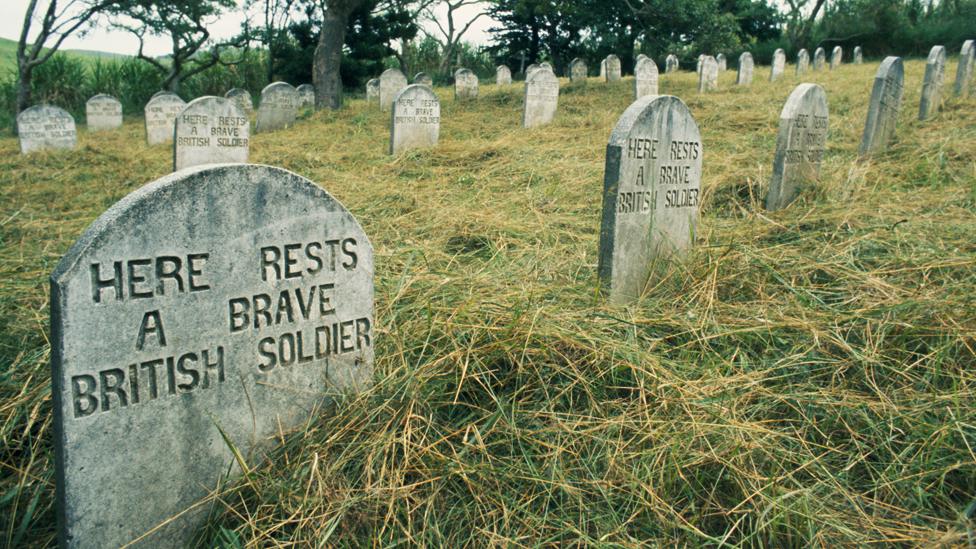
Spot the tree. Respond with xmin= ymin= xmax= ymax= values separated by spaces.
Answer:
xmin=782 ymin=0 xmax=829 ymax=46
xmin=313 ymin=0 xmax=365 ymax=109
xmin=487 ymin=0 xmax=584 ymax=75
xmin=247 ymin=0 xmax=301 ymax=82
xmin=420 ymin=0 xmax=487 ymax=76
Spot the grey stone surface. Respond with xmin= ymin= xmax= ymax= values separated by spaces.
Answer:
xmin=256 ymin=82 xmax=298 ymax=132
xmin=366 ymin=78 xmax=380 ymax=103
xmin=51 ymin=164 xmax=374 ymax=549
xmin=599 ymin=59 xmax=607 ymax=79
xmin=390 ymin=84 xmax=440 ymax=154
xmin=766 ymin=83 xmax=829 ymax=211
xmin=636 ymin=54 xmax=649 ymax=63
xmin=379 ymin=69 xmax=408 ymax=111
xmin=954 ymin=40 xmax=974 ymax=97
xmin=696 ymin=54 xmax=704 ymax=75
xmin=495 ymin=65 xmax=512 ymax=85
xmin=224 ymin=88 xmax=254 ymax=114
xmin=597 ymin=95 xmax=701 ymax=305
xmin=698 ymin=55 xmax=718 ymax=92
xmin=830 ymin=46 xmax=843 ymax=70
xmin=174 ymin=96 xmax=249 ymax=171
xmin=522 ymin=67 xmax=559 ymax=128
xmin=413 ymin=72 xmax=433 ymax=87
xmin=918 ymin=45 xmax=947 ymax=120
xmin=569 ymin=58 xmax=588 ymax=83
xmin=296 ymin=84 xmax=315 ymax=110
xmin=634 ymin=56 xmax=659 ymax=98
xmin=539 ymin=62 xmax=553 ymax=72
xmin=85 ymin=94 xmax=122 ymax=132
xmin=151 ymin=90 xmax=170 ymax=99
xmin=859 ymin=57 xmax=904 ymax=156
xmin=853 ymin=46 xmax=863 ymax=64
xmin=454 ymin=68 xmax=479 ymax=100
xmin=605 ymin=55 xmax=621 ymax=81
xmin=813 ymin=47 xmax=826 ymax=70
xmin=665 ymin=54 xmax=679 ymax=73
xmin=796 ymin=49 xmax=809 ymax=75
xmin=737 ymin=52 xmax=754 ymax=85
xmin=144 ymin=93 xmax=186 ymax=146
xmin=17 ymin=105 xmax=77 ymax=154
xmin=770 ymin=48 xmax=786 ymax=81
xmin=716 ymin=53 xmax=727 ymax=72
xmin=526 ymin=63 xmax=540 ymax=77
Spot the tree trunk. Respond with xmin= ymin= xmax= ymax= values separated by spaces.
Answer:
xmin=16 ymin=66 xmax=32 ymax=116
xmin=314 ymin=1 xmax=359 ymax=110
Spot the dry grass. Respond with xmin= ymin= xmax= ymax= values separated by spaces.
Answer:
xmin=1 ymin=58 xmax=975 ymax=547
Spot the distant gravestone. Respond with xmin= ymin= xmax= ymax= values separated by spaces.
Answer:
xmin=144 ymin=93 xmax=186 ymax=146
xmin=766 ymin=83 xmax=829 ymax=211
xmin=225 ymin=88 xmax=254 ymax=114
xmin=737 ymin=52 xmax=754 ymax=85
xmin=599 ymin=59 xmax=607 ymax=79
xmin=379 ymin=69 xmax=408 ymax=111
xmin=696 ymin=54 xmax=704 ymax=75
xmin=605 ymin=55 xmax=622 ymax=81
xmin=522 ymin=67 xmax=559 ymax=128
xmin=51 ymin=164 xmax=374 ymax=549
xmin=796 ymin=49 xmax=810 ymax=75
xmin=853 ymin=46 xmax=863 ymax=64
xmin=830 ymin=46 xmax=843 ymax=70
xmin=569 ymin=58 xmax=588 ymax=84
xmin=918 ymin=45 xmax=947 ymax=120
xmin=151 ymin=90 xmax=170 ymax=99
xmin=86 ymin=94 xmax=123 ymax=132
xmin=636 ymin=54 xmax=649 ymax=63
xmin=256 ymin=82 xmax=298 ymax=132
xmin=634 ymin=56 xmax=659 ymax=98
xmin=953 ymin=40 xmax=974 ymax=98
xmin=716 ymin=53 xmax=727 ymax=72
xmin=366 ymin=78 xmax=380 ymax=103
xmin=698 ymin=56 xmax=719 ymax=92
xmin=539 ymin=62 xmax=553 ymax=72
xmin=597 ymin=95 xmax=702 ymax=304
xmin=296 ymin=84 xmax=315 ymax=110
xmin=413 ymin=72 xmax=433 ymax=88
xmin=454 ymin=68 xmax=479 ymax=100
xmin=813 ymin=47 xmax=826 ymax=70
xmin=17 ymin=105 xmax=77 ymax=154
xmin=770 ymin=48 xmax=786 ymax=81
xmin=665 ymin=54 xmax=679 ymax=73
xmin=390 ymin=84 xmax=440 ymax=154
xmin=525 ymin=64 xmax=542 ymax=80
xmin=173 ymin=96 xmax=249 ymax=171
xmin=496 ymin=65 xmax=512 ymax=85
xmin=859 ymin=57 xmax=905 ymax=156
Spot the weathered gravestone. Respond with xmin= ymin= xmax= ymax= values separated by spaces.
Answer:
xmin=366 ymin=78 xmax=380 ymax=103
xmin=605 ymin=55 xmax=622 ymax=81
xmin=766 ymin=83 xmax=829 ymax=210
xmin=696 ymin=54 xmax=704 ymax=75
xmin=454 ymin=68 xmax=479 ymax=100
xmin=570 ymin=58 xmax=588 ymax=84
xmin=144 ymin=93 xmax=186 ymax=146
xmin=225 ymin=88 xmax=254 ymax=114
xmin=699 ymin=55 xmax=719 ymax=92
xmin=296 ymin=84 xmax=315 ymax=110
xmin=853 ymin=46 xmax=863 ymax=64
xmin=737 ymin=52 xmax=754 ymax=85
xmin=716 ymin=53 xmax=727 ymax=72
xmin=598 ymin=95 xmax=702 ymax=304
xmin=953 ymin=40 xmax=974 ymax=98
xmin=51 ymin=164 xmax=374 ymax=548
xmin=830 ymin=46 xmax=843 ymax=70
xmin=918 ymin=45 xmax=947 ymax=120
xmin=17 ymin=105 xmax=77 ymax=154
xmin=599 ymin=59 xmax=607 ymax=79
xmin=525 ymin=64 xmax=541 ymax=79
xmin=522 ymin=67 xmax=559 ymax=128
xmin=634 ymin=56 xmax=659 ymax=98
xmin=151 ymin=90 xmax=170 ymax=99
xmin=539 ymin=62 xmax=553 ymax=72
xmin=859 ymin=57 xmax=905 ymax=156
xmin=256 ymin=82 xmax=299 ymax=132
xmin=86 ymin=94 xmax=123 ymax=132
xmin=413 ymin=72 xmax=433 ymax=88
xmin=813 ymin=47 xmax=826 ymax=70
xmin=390 ymin=84 xmax=440 ymax=154
xmin=770 ymin=48 xmax=786 ymax=81
xmin=496 ymin=65 xmax=512 ymax=85
xmin=174 ymin=96 xmax=249 ymax=171
xmin=636 ymin=54 xmax=649 ymax=63
xmin=380 ymin=69 xmax=408 ymax=111
xmin=796 ymin=49 xmax=810 ymax=75
xmin=665 ymin=54 xmax=679 ymax=73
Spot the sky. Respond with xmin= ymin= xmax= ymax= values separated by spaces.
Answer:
xmin=0 ymin=0 xmax=496 ymax=56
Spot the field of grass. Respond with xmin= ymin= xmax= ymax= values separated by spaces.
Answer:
xmin=1 ymin=59 xmax=975 ymax=546
xmin=0 ymin=36 xmax=128 ymax=76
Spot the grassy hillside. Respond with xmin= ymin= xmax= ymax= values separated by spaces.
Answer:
xmin=1 ymin=60 xmax=975 ymax=546
xmin=0 ymin=36 xmax=128 ymax=75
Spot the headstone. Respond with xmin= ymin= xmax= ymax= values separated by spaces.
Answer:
xmin=737 ymin=52 xmax=754 ymax=85
xmin=859 ymin=57 xmax=905 ymax=156
xmin=413 ymin=72 xmax=433 ymax=88
xmin=144 ymin=93 xmax=186 ymax=146
xmin=539 ymin=62 xmax=553 ymax=72
xmin=151 ymin=90 xmax=170 ymax=99
xmin=953 ymin=40 xmax=974 ymax=98
xmin=51 ymin=164 xmax=374 ymax=549
xmin=853 ymin=46 xmax=863 ymax=64
xmin=569 ymin=58 xmax=588 ymax=84
xmin=379 ymin=68 xmax=408 ymax=111
xmin=296 ymin=84 xmax=315 ymax=110
xmin=698 ymin=55 xmax=719 ymax=92
xmin=389 ymin=84 xmax=440 ymax=154
xmin=525 ymin=64 xmax=541 ymax=79
xmin=696 ymin=54 xmax=704 ymax=75
xmin=766 ymin=83 xmax=829 ymax=211
xmin=716 ymin=53 xmax=727 ymax=72
xmin=256 ymin=82 xmax=298 ymax=132
xmin=813 ymin=47 xmax=826 ymax=70
xmin=830 ymin=46 xmax=842 ymax=70
xmin=496 ymin=65 xmax=512 ymax=85
xmin=636 ymin=54 xmax=649 ymax=63
xmin=454 ymin=68 xmax=479 ymax=100
xmin=665 ymin=54 xmax=679 ymax=73
xmin=918 ymin=45 xmax=947 ymax=120
xmin=366 ymin=78 xmax=380 ymax=103
xmin=86 ymin=94 xmax=123 ymax=132
xmin=522 ymin=67 xmax=559 ymax=128
xmin=605 ymin=55 xmax=622 ymax=81
xmin=597 ymin=95 xmax=702 ymax=304
xmin=225 ymin=88 xmax=254 ymax=114
xmin=17 ymin=105 xmax=77 ymax=154
xmin=770 ymin=48 xmax=786 ymax=81
xmin=796 ymin=49 xmax=810 ymax=75
xmin=634 ymin=56 xmax=659 ymax=98
xmin=599 ymin=59 xmax=607 ymax=79
xmin=173 ymin=96 xmax=249 ymax=171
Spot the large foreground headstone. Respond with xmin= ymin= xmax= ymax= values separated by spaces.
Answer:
xmin=853 ymin=46 xmax=863 ymax=64
xmin=770 ymin=49 xmax=786 ymax=81
xmin=634 ymin=56 xmax=659 ymax=98
xmin=390 ymin=84 xmax=440 ymax=154
xmin=86 ymin=94 xmax=122 ymax=132
xmin=366 ymin=78 xmax=380 ymax=103
xmin=859 ymin=57 xmax=904 ymax=156
xmin=665 ymin=54 xmax=679 ymax=73
xmin=225 ymin=88 xmax=254 ymax=114
xmin=699 ymin=56 xmax=718 ymax=92
xmin=522 ymin=67 xmax=559 ymax=128
xmin=830 ymin=46 xmax=842 ymax=70
xmin=256 ymin=82 xmax=298 ymax=132
xmin=716 ymin=53 xmax=727 ymax=72
xmin=953 ymin=40 xmax=974 ymax=98
xmin=297 ymin=84 xmax=315 ymax=110
xmin=454 ymin=68 xmax=479 ymax=100
xmin=766 ymin=83 xmax=829 ymax=210
xmin=380 ymin=69 xmax=408 ymax=111
xmin=796 ymin=49 xmax=810 ymax=75
xmin=813 ymin=47 xmax=826 ymax=70
xmin=918 ymin=45 xmax=947 ymax=120
xmin=144 ymin=93 xmax=186 ymax=146
xmin=174 ymin=96 xmax=249 ymax=171
xmin=413 ymin=72 xmax=433 ymax=87
xmin=605 ymin=55 xmax=622 ymax=81
xmin=598 ymin=95 xmax=702 ymax=304
xmin=17 ymin=105 xmax=77 ymax=154
xmin=51 ymin=164 xmax=374 ymax=548
xmin=496 ymin=65 xmax=512 ymax=85
xmin=570 ymin=58 xmax=588 ymax=84
xmin=737 ymin=52 xmax=754 ymax=85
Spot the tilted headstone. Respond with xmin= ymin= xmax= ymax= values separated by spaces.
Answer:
xmin=830 ymin=46 xmax=843 ymax=70
xmin=366 ymin=78 xmax=380 ymax=103
xmin=918 ymin=45 xmax=947 ymax=120
xmin=390 ymin=84 xmax=440 ymax=155
xmin=522 ymin=67 xmax=559 ymax=128
xmin=297 ymin=84 xmax=315 ymax=110
xmin=953 ymin=40 xmax=974 ymax=98
xmin=256 ymin=82 xmax=299 ymax=132
xmin=770 ymin=48 xmax=786 ymax=81
xmin=413 ymin=72 xmax=433 ymax=88
xmin=86 ymin=94 xmax=123 ymax=132
xmin=51 ymin=164 xmax=374 ymax=548
xmin=225 ymin=88 xmax=254 ymax=114
xmin=144 ymin=93 xmax=186 ymax=146
xmin=737 ymin=52 xmax=754 ymax=85
xmin=599 ymin=59 xmax=607 ymax=79
xmin=813 ymin=47 xmax=826 ymax=70
xmin=598 ymin=95 xmax=702 ymax=304
xmin=716 ymin=53 xmax=727 ymax=72
xmin=454 ymin=68 xmax=479 ymax=100
xmin=496 ymin=65 xmax=512 ymax=85
xmin=766 ymin=83 xmax=829 ymax=210
xmin=859 ymin=57 xmax=905 ymax=156
xmin=665 ymin=54 xmax=679 ymax=73
xmin=699 ymin=55 xmax=719 ymax=92
xmin=853 ymin=46 xmax=863 ymax=64
xmin=379 ymin=68 xmax=408 ymax=111
xmin=17 ymin=105 xmax=77 ymax=154
xmin=796 ymin=49 xmax=810 ymax=75
xmin=605 ymin=55 xmax=622 ymax=81
xmin=173 ymin=96 xmax=249 ymax=171
xmin=634 ymin=56 xmax=659 ymax=98
xmin=569 ymin=58 xmax=588 ymax=84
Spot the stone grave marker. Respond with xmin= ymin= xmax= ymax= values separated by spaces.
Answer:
xmin=796 ymin=49 xmax=810 ymax=75
xmin=737 ymin=52 xmax=754 ymax=85
xmin=390 ymin=84 xmax=440 ymax=155
xmin=144 ymin=93 xmax=186 ymax=146
xmin=953 ymin=40 xmax=974 ymax=98
xmin=151 ymin=90 xmax=170 ymax=99
xmin=225 ymin=88 xmax=254 ymax=114
xmin=413 ymin=72 xmax=433 ymax=88
xmin=859 ymin=57 xmax=905 ymax=156
xmin=17 ymin=105 xmax=77 ymax=154
xmin=597 ymin=95 xmax=702 ymax=304
xmin=51 ymin=163 xmax=374 ymax=549
xmin=296 ymin=84 xmax=315 ymax=110
xmin=86 ymin=94 xmax=123 ymax=132
xmin=522 ymin=67 xmax=559 ymax=128
xmin=636 ymin=54 xmax=649 ymax=63
xmin=813 ymin=47 xmax=826 ymax=70
xmin=716 ymin=53 xmax=727 ymax=72
xmin=539 ymin=62 xmax=553 ymax=72
xmin=766 ymin=83 xmax=829 ymax=210
xmin=256 ymin=82 xmax=298 ymax=132
xmin=665 ymin=54 xmax=679 ymax=73
xmin=525 ymin=64 xmax=541 ymax=79
xmin=830 ymin=46 xmax=843 ymax=69
xmin=454 ymin=68 xmax=479 ymax=100
xmin=496 ymin=65 xmax=512 ymax=85
xmin=918 ymin=45 xmax=947 ymax=120
xmin=173 ymin=96 xmax=249 ymax=171
xmin=699 ymin=55 xmax=719 ymax=92
xmin=696 ymin=54 xmax=704 ymax=75
xmin=570 ymin=58 xmax=588 ymax=84
xmin=853 ymin=46 xmax=863 ymax=64
xmin=379 ymin=69 xmax=408 ymax=111
xmin=605 ymin=55 xmax=622 ymax=81
xmin=770 ymin=48 xmax=786 ymax=81
xmin=366 ymin=78 xmax=380 ymax=103
xmin=634 ymin=56 xmax=659 ymax=98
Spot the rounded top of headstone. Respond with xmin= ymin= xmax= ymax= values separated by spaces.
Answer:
xmin=606 ymin=54 xmax=620 ymax=61
xmin=716 ymin=53 xmax=725 ymax=60
xmin=526 ymin=66 xmax=558 ymax=83
xmin=798 ymin=48 xmax=808 ymax=56
xmin=225 ymin=88 xmax=251 ymax=99
xmin=179 ymin=94 xmax=241 ymax=114
xmin=780 ymin=83 xmax=828 ymax=119
xmin=455 ymin=68 xmax=476 ymax=78
xmin=833 ymin=45 xmax=842 ymax=54
xmin=815 ymin=47 xmax=825 ymax=54
xmin=367 ymin=78 xmax=379 ymax=86
xmin=18 ymin=104 xmax=73 ymax=121
xmin=296 ymin=83 xmax=314 ymax=92
xmin=927 ymin=45 xmax=947 ymax=61
xmin=151 ymin=90 xmax=173 ymax=99
xmin=381 ymin=68 xmax=406 ymax=80
xmin=146 ymin=92 xmax=185 ymax=106
xmin=393 ymin=83 xmax=439 ymax=104
xmin=413 ymin=72 xmax=430 ymax=80
xmin=740 ymin=52 xmax=753 ymax=61
xmin=261 ymin=81 xmax=297 ymax=95
xmin=539 ymin=62 xmax=552 ymax=70
xmin=609 ymin=94 xmax=699 ymax=146
xmin=87 ymin=93 xmax=120 ymax=104
xmin=635 ymin=56 xmax=658 ymax=73
xmin=963 ymin=40 xmax=974 ymax=54
xmin=636 ymin=53 xmax=649 ymax=62
xmin=496 ymin=64 xmax=510 ymax=71
xmin=876 ymin=56 xmax=903 ymax=78
xmin=774 ymin=48 xmax=785 ymax=56
xmin=570 ymin=57 xmax=584 ymax=65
